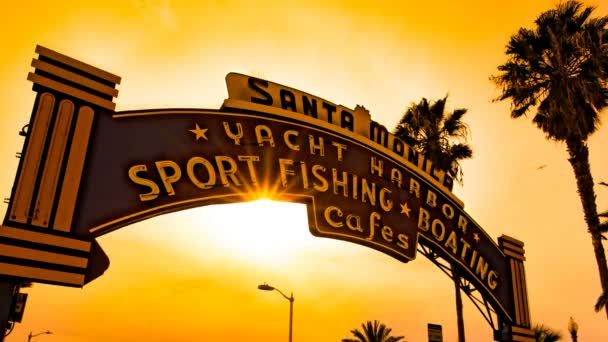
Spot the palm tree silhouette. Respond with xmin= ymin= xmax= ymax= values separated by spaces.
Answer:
xmin=342 ymin=320 xmax=405 ymax=342
xmin=394 ymin=95 xmax=473 ymax=341
xmin=394 ymin=95 xmax=472 ymax=185
xmin=533 ymin=324 xmax=562 ymax=341
xmin=492 ymin=0 xmax=608 ymax=317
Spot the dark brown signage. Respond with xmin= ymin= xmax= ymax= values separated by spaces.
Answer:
xmin=225 ymin=73 xmax=457 ymax=192
xmin=427 ymin=323 xmax=443 ymax=342
xmin=68 ymin=105 xmax=511 ymax=319
xmin=82 ymin=109 xmax=418 ymax=261
xmin=1 ymin=47 xmax=539 ymax=336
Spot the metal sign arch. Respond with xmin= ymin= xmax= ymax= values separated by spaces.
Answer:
xmin=0 ymin=46 xmax=534 ymax=342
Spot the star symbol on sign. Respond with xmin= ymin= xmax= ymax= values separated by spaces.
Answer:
xmin=473 ymin=233 xmax=480 ymax=243
xmin=189 ymin=123 xmax=208 ymax=141
xmin=400 ymin=202 xmax=411 ymax=217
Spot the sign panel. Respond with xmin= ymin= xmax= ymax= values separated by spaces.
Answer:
xmin=78 ymin=109 xmax=418 ymax=261
xmin=69 ymin=104 xmax=510 ymax=318
xmin=0 ymin=46 xmax=527 ymax=329
xmin=224 ymin=73 xmax=457 ymax=192
xmin=427 ymin=323 xmax=443 ymax=342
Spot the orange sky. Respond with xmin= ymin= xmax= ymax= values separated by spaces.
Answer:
xmin=1 ymin=0 xmax=608 ymax=341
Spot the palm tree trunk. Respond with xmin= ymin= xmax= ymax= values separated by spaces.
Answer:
xmin=454 ymin=274 xmax=465 ymax=342
xmin=566 ymin=139 xmax=608 ymax=318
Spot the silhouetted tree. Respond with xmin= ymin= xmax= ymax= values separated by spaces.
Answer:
xmin=534 ymin=323 xmax=562 ymax=341
xmin=342 ymin=320 xmax=405 ymax=342
xmin=394 ymin=95 xmax=473 ymax=341
xmin=394 ymin=95 xmax=472 ymax=185
xmin=492 ymin=0 xmax=608 ymax=316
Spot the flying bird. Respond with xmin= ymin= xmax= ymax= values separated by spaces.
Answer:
xmin=536 ymin=164 xmax=547 ymax=170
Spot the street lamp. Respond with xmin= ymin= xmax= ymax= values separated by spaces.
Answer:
xmin=568 ymin=317 xmax=578 ymax=342
xmin=258 ymin=283 xmax=294 ymax=342
xmin=28 ymin=330 xmax=51 ymax=341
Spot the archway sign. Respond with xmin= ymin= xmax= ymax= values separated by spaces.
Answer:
xmin=0 ymin=46 xmax=533 ymax=341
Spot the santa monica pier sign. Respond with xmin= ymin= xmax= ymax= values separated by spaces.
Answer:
xmin=0 ymin=46 xmax=534 ymax=341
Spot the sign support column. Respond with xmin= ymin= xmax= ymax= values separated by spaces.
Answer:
xmin=497 ymin=235 xmax=535 ymax=342
xmin=0 ymin=45 xmax=120 ymax=339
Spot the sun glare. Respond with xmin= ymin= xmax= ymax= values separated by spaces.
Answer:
xmin=176 ymin=199 xmax=315 ymax=267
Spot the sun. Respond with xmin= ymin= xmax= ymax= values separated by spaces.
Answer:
xmin=175 ymin=199 xmax=316 ymax=267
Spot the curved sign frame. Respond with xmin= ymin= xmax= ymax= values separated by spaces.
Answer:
xmin=0 ymin=46 xmax=534 ymax=342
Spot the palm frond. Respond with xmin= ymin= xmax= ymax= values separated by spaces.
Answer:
xmin=598 ymin=222 xmax=608 ymax=234
xmin=443 ymin=108 xmax=469 ymax=136
xmin=352 ymin=327 xmax=368 ymax=342
xmin=343 ymin=320 xmax=406 ymax=342
xmin=429 ymin=96 xmax=447 ymax=124
xmin=595 ymin=290 xmax=608 ymax=312
xmin=448 ymin=143 xmax=473 ymax=161
xmin=533 ymin=323 xmax=562 ymax=341
xmin=492 ymin=0 xmax=608 ymax=141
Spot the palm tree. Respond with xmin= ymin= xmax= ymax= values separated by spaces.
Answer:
xmin=491 ymin=0 xmax=608 ymax=317
xmin=394 ymin=95 xmax=473 ymax=342
xmin=533 ymin=324 xmax=562 ymax=342
xmin=394 ymin=95 xmax=473 ymax=184
xmin=342 ymin=320 xmax=405 ymax=342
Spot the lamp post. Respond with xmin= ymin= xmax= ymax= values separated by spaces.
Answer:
xmin=258 ymin=283 xmax=294 ymax=342
xmin=28 ymin=330 xmax=51 ymax=341
xmin=568 ymin=317 xmax=578 ymax=342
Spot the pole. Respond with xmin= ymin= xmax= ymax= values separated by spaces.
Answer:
xmin=258 ymin=284 xmax=294 ymax=342
xmin=454 ymin=274 xmax=465 ymax=342
xmin=288 ymin=293 xmax=293 ymax=342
